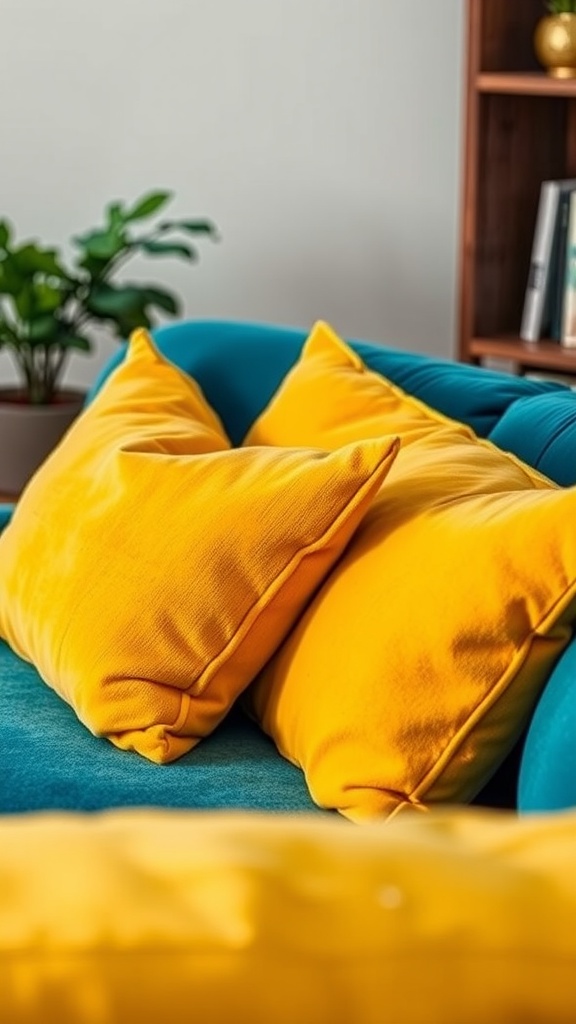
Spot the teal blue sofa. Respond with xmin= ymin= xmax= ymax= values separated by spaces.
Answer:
xmin=1 ymin=319 xmax=575 ymax=816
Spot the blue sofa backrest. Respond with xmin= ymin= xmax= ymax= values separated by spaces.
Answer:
xmin=88 ymin=320 xmax=576 ymax=485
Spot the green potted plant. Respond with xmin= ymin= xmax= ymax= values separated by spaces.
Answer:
xmin=535 ymin=1 xmax=576 ymax=78
xmin=0 ymin=190 xmax=217 ymax=495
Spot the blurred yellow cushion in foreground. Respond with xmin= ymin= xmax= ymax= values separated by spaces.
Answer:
xmin=1 ymin=807 xmax=575 ymax=1023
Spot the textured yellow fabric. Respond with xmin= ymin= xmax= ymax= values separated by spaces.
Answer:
xmin=1 ymin=807 xmax=576 ymax=1024
xmin=0 ymin=328 xmax=398 ymax=764
xmin=244 ymin=321 xmax=576 ymax=819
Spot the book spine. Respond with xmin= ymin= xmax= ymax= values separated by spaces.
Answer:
xmin=561 ymin=192 xmax=576 ymax=348
xmin=520 ymin=181 xmax=559 ymax=342
xmin=550 ymin=191 xmax=573 ymax=340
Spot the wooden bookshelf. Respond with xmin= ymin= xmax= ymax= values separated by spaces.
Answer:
xmin=458 ymin=0 xmax=576 ymax=375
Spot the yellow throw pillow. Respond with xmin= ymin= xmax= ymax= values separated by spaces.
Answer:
xmin=0 ymin=328 xmax=399 ymax=764
xmin=243 ymin=321 xmax=576 ymax=820
xmin=2 ymin=807 xmax=576 ymax=1024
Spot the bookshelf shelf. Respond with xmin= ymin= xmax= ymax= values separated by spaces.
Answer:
xmin=470 ymin=337 xmax=576 ymax=372
xmin=458 ymin=0 xmax=576 ymax=377
xmin=477 ymin=72 xmax=576 ymax=98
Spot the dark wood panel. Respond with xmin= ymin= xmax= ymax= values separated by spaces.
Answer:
xmin=474 ymin=94 xmax=569 ymax=337
xmin=479 ymin=0 xmax=542 ymax=73
xmin=566 ymin=100 xmax=576 ymax=175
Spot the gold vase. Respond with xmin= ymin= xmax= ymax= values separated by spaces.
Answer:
xmin=534 ymin=13 xmax=576 ymax=79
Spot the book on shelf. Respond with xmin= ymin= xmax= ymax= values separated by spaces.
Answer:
xmin=551 ymin=190 xmax=573 ymax=341
xmin=561 ymin=191 xmax=576 ymax=349
xmin=520 ymin=178 xmax=576 ymax=343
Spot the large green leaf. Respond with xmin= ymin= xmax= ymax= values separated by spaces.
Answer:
xmin=141 ymin=286 xmax=181 ymax=316
xmin=0 ymin=220 xmax=11 ymax=249
xmin=158 ymin=218 xmax=219 ymax=238
xmin=111 ymin=308 xmax=153 ymax=338
xmin=27 ymin=314 xmax=59 ymax=342
xmin=73 ymin=228 xmax=125 ymax=261
xmin=140 ymin=240 xmax=196 ymax=260
xmin=13 ymin=286 xmax=34 ymax=321
xmin=0 ymin=256 xmax=25 ymax=295
xmin=34 ymin=281 xmax=67 ymax=314
xmin=75 ymin=251 xmax=112 ymax=278
xmin=124 ymin=191 xmax=172 ymax=223
xmin=88 ymin=280 xmax=181 ymax=325
xmin=60 ymin=333 xmax=91 ymax=352
xmin=86 ymin=282 xmax=151 ymax=318
xmin=105 ymin=200 xmax=126 ymax=230
xmin=13 ymin=243 xmax=68 ymax=279
xmin=12 ymin=279 xmax=68 ymax=322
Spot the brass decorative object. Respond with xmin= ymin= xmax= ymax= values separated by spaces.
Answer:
xmin=534 ymin=13 xmax=576 ymax=78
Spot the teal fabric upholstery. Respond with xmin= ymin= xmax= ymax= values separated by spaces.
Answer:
xmin=0 ymin=504 xmax=13 ymax=533
xmin=518 ymin=638 xmax=576 ymax=813
xmin=489 ymin=390 xmax=576 ymax=487
xmin=0 ymin=640 xmax=321 ymax=814
xmin=2 ymin=320 xmax=576 ymax=815
xmin=488 ymin=389 xmax=576 ymax=814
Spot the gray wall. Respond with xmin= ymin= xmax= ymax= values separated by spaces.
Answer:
xmin=0 ymin=0 xmax=464 ymax=390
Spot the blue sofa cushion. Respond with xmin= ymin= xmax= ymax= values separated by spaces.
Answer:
xmin=0 ymin=639 xmax=321 ymax=815
xmin=489 ymin=390 xmax=576 ymax=487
